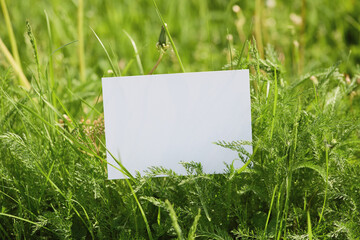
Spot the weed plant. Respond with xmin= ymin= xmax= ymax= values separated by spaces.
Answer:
xmin=1 ymin=0 xmax=360 ymax=239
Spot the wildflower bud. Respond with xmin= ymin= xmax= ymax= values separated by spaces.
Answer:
xmin=310 ymin=76 xmax=318 ymax=85
xmin=345 ymin=74 xmax=351 ymax=84
xmin=226 ymin=34 xmax=233 ymax=42
xmin=293 ymin=40 xmax=299 ymax=48
xmin=266 ymin=0 xmax=276 ymax=8
xmin=156 ymin=24 xmax=170 ymax=51
xmin=232 ymin=5 xmax=241 ymax=13
xmin=63 ymin=114 xmax=71 ymax=122
xmin=290 ymin=13 xmax=302 ymax=26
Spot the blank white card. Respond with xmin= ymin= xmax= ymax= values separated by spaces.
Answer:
xmin=102 ymin=70 xmax=252 ymax=179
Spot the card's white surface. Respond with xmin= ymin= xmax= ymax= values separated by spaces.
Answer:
xmin=102 ymin=70 xmax=252 ymax=179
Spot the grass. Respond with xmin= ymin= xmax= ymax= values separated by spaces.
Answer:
xmin=1 ymin=0 xmax=360 ymax=239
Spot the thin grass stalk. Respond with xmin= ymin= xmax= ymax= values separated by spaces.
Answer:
xmin=71 ymin=199 xmax=95 ymax=238
xmin=126 ymin=180 xmax=154 ymax=240
xmin=317 ymin=143 xmax=329 ymax=225
xmin=236 ymin=39 xmax=247 ymax=69
xmin=148 ymin=52 xmax=164 ymax=75
xmin=24 ymin=20 xmax=54 ymax=142
xmin=251 ymin=38 xmax=260 ymax=96
xmin=312 ymin=81 xmax=318 ymax=106
xmin=133 ymin=200 xmax=139 ymax=236
xmin=225 ymin=171 xmax=233 ymax=225
xmin=276 ymin=168 xmax=291 ymax=240
xmin=278 ymin=100 xmax=301 ymax=239
xmin=26 ymin=21 xmax=42 ymax=91
xmin=299 ymin=0 xmax=306 ymax=73
xmin=236 ymin=20 xmax=252 ymax=70
xmin=254 ymin=0 xmax=264 ymax=58
xmin=270 ymin=68 xmax=278 ymax=140
xmin=45 ymin=11 xmax=57 ymax=135
xmin=292 ymin=206 xmax=301 ymax=229
xmin=42 ymin=160 xmax=56 ymax=199
xmin=275 ymin=182 xmax=284 ymax=240
xmin=307 ymin=209 xmax=313 ymax=240
xmin=279 ymin=100 xmax=301 ymax=238
xmin=0 ymin=0 xmax=21 ymax=69
xmin=237 ymin=140 xmax=260 ymax=174
xmin=123 ymin=30 xmax=144 ymax=75
xmin=78 ymin=0 xmax=85 ymax=82
xmin=0 ymin=37 xmax=31 ymax=90
xmin=66 ymin=88 xmax=102 ymax=116
xmin=0 ymin=223 xmax=10 ymax=239
xmin=108 ymin=44 xmax=122 ymax=76
xmin=264 ymin=184 xmax=278 ymax=235
xmin=52 ymin=40 xmax=78 ymax=54
xmin=157 ymin=206 xmax=161 ymax=225
xmin=91 ymin=27 xmax=120 ymax=76
xmin=152 ymin=0 xmax=185 ymax=73
xmin=227 ymin=29 xmax=233 ymax=69
xmin=45 ymin=11 xmax=55 ymax=105
xmin=0 ymin=212 xmax=54 ymax=234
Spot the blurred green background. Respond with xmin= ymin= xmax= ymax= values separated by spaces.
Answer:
xmin=2 ymin=0 xmax=359 ymax=75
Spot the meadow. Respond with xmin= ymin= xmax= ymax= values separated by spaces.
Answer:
xmin=0 ymin=0 xmax=360 ymax=239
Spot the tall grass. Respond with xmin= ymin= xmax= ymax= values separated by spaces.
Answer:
xmin=0 ymin=0 xmax=359 ymax=239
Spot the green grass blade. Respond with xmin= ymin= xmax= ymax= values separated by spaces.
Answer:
xmin=0 ymin=223 xmax=10 ymax=239
xmin=227 ymin=29 xmax=233 ymax=69
xmin=237 ymin=140 xmax=259 ymax=174
xmin=26 ymin=20 xmax=41 ymax=84
xmin=188 ymin=208 xmax=201 ymax=240
xmin=264 ymin=184 xmax=278 ymax=235
xmin=307 ymin=209 xmax=313 ymax=240
xmin=0 ymin=0 xmax=21 ymax=69
xmin=77 ymin=0 xmax=85 ymax=82
xmin=0 ymin=37 xmax=31 ymax=90
xmin=45 ymin=10 xmax=57 ymax=136
xmin=152 ymin=0 xmax=185 ymax=72
xmin=52 ymin=40 xmax=78 ymax=55
xmin=0 ymin=212 xmax=54 ymax=234
xmin=236 ymin=39 xmax=247 ymax=69
xmin=270 ymin=68 xmax=278 ymax=140
xmin=90 ymin=27 xmax=120 ymax=76
xmin=123 ymin=30 xmax=144 ymax=75
xmin=165 ymin=199 xmax=183 ymax=240
xmin=126 ymin=180 xmax=153 ymax=240
xmin=318 ymin=143 xmax=329 ymax=226
xmin=45 ymin=10 xmax=55 ymax=102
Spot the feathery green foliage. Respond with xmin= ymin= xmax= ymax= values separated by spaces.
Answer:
xmin=0 ymin=0 xmax=360 ymax=239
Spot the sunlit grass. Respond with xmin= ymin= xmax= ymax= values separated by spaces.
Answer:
xmin=0 ymin=0 xmax=359 ymax=239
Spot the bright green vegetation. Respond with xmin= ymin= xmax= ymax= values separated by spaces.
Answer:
xmin=1 ymin=0 xmax=360 ymax=239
